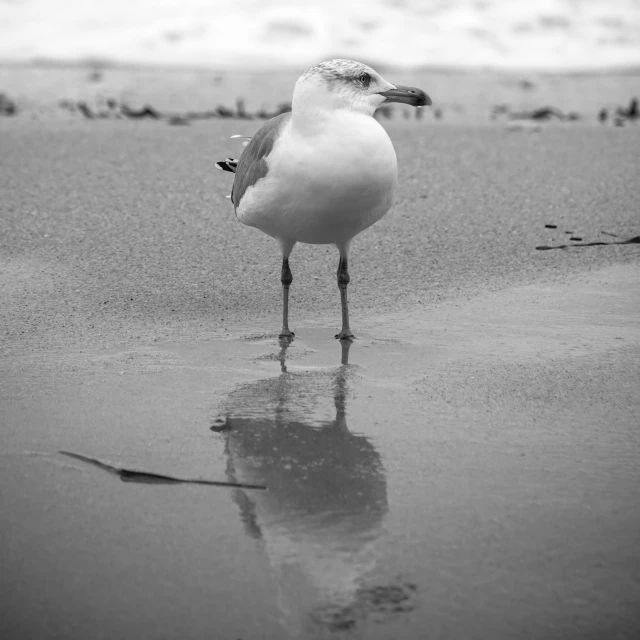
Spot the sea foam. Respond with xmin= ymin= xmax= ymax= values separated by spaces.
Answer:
xmin=1 ymin=0 xmax=639 ymax=69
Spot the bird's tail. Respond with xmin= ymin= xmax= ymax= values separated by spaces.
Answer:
xmin=215 ymin=158 xmax=238 ymax=173
xmin=216 ymin=135 xmax=251 ymax=173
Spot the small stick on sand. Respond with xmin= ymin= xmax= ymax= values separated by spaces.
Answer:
xmin=535 ymin=236 xmax=640 ymax=251
xmin=59 ymin=451 xmax=266 ymax=490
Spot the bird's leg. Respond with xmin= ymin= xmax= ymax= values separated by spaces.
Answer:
xmin=335 ymin=254 xmax=355 ymax=340
xmin=279 ymin=256 xmax=294 ymax=339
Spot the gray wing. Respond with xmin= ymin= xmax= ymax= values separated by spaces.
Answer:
xmin=232 ymin=112 xmax=292 ymax=208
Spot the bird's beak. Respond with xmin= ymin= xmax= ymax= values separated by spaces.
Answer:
xmin=379 ymin=85 xmax=432 ymax=107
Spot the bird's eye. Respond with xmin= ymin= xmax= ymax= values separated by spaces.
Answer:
xmin=358 ymin=73 xmax=370 ymax=85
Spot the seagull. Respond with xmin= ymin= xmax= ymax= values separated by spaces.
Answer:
xmin=216 ymin=59 xmax=431 ymax=340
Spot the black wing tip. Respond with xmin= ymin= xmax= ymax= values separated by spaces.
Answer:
xmin=215 ymin=159 xmax=238 ymax=173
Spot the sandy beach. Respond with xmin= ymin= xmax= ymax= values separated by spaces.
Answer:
xmin=1 ymin=66 xmax=640 ymax=639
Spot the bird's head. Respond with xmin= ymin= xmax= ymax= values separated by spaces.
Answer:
xmin=293 ymin=59 xmax=431 ymax=117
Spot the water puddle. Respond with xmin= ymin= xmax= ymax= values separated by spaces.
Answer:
xmin=2 ymin=264 xmax=639 ymax=639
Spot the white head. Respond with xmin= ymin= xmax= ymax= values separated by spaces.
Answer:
xmin=292 ymin=59 xmax=431 ymax=118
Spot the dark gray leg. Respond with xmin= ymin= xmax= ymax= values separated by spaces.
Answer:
xmin=335 ymin=255 xmax=355 ymax=340
xmin=279 ymin=256 xmax=294 ymax=339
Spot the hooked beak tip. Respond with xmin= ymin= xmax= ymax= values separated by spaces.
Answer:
xmin=379 ymin=85 xmax=432 ymax=107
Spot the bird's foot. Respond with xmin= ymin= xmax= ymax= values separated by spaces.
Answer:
xmin=278 ymin=329 xmax=295 ymax=340
xmin=210 ymin=416 xmax=231 ymax=433
xmin=335 ymin=331 xmax=355 ymax=341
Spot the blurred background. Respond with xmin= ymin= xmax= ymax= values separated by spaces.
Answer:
xmin=2 ymin=0 xmax=640 ymax=70
xmin=1 ymin=1 xmax=639 ymax=122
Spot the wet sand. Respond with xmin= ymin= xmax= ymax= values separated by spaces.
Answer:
xmin=1 ymin=110 xmax=640 ymax=638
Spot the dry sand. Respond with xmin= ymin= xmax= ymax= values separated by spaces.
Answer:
xmin=1 ymin=71 xmax=640 ymax=639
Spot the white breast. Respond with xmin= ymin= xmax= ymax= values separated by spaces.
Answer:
xmin=237 ymin=111 xmax=398 ymax=245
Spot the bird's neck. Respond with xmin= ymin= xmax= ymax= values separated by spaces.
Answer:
xmin=290 ymin=105 xmax=335 ymax=135
xmin=291 ymin=102 xmax=374 ymax=136
xmin=291 ymin=78 xmax=375 ymax=135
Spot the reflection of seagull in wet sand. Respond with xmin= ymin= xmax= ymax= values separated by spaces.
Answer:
xmin=212 ymin=339 xmax=389 ymax=635
xmin=217 ymin=59 xmax=431 ymax=340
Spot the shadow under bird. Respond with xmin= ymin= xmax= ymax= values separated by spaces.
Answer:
xmin=216 ymin=59 xmax=431 ymax=340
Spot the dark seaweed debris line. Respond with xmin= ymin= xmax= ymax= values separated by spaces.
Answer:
xmin=59 ymin=97 xmax=293 ymax=123
xmin=491 ymin=104 xmax=580 ymax=121
xmin=0 ymin=92 xmax=17 ymax=116
xmin=58 ymin=97 xmax=430 ymax=123
xmin=59 ymin=451 xmax=266 ymax=490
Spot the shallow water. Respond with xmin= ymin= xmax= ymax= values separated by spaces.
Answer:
xmin=2 ymin=265 xmax=639 ymax=639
